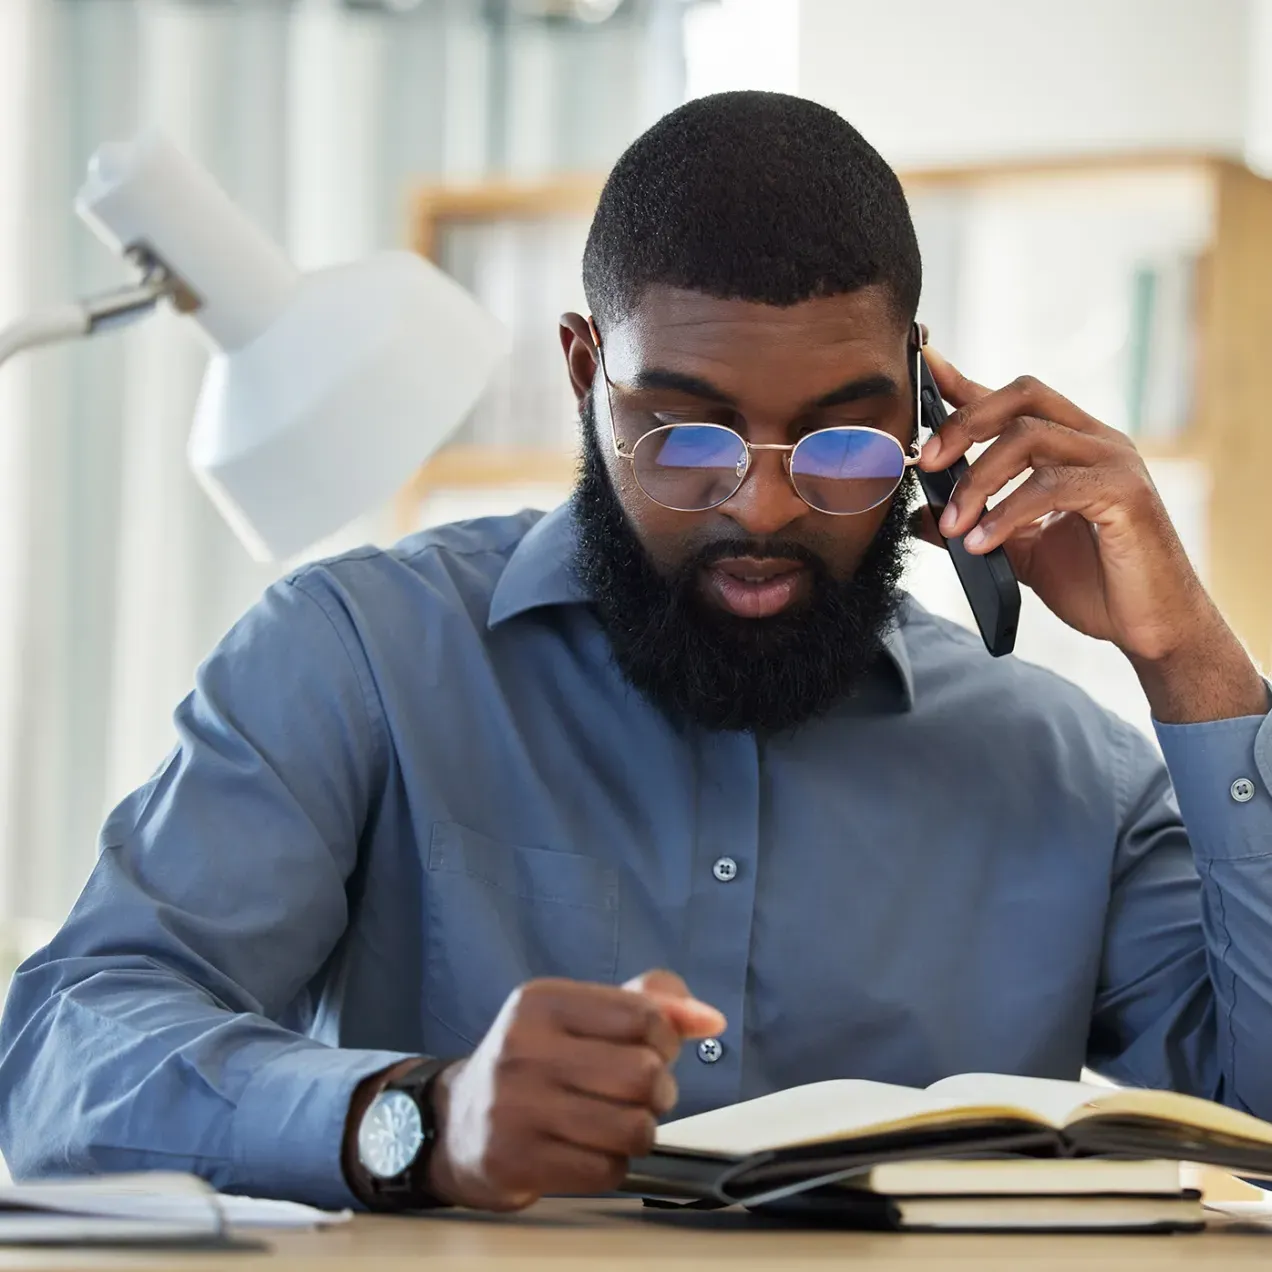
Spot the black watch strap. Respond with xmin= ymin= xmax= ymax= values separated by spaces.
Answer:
xmin=358 ymin=1057 xmax=453 ymax=1212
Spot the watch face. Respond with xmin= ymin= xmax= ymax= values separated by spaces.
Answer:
xmin=358 ymin=1089 xmax=425 ymax=1179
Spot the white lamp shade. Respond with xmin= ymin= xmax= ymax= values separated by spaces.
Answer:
xmin=188 ymin=251 xmax=509 ymax=561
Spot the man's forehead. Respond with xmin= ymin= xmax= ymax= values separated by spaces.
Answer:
xmin=599 ymin=284 xmax=907 ymax=380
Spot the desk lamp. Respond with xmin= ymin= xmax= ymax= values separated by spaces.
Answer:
xmin=0 ymin=132 xmax=508 ymax=560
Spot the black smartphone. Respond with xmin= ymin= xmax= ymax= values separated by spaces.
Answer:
xmin=913 ymin=341 xmax=1020 ymax=658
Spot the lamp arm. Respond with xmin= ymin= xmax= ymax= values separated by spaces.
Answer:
xmin=0 ymin=306 xmax=89 ymax=369
xmin=0 ymin=251 xmax=184 ymax=372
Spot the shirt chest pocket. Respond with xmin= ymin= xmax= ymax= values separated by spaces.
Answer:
xmin=424 ymin=821 xmax=621 ymax=1048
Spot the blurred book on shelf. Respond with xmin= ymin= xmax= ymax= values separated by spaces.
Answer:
xmin=1126 ymin=252 xmax=1198 ymax=443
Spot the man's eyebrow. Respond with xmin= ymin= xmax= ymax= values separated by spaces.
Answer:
xmin=811 ymin=374 xmax=901 ymax=410
xmin=630 ymin=368 xmax=737 ymax=405
xmin=625 ymin=369 xmax=901 ymax=411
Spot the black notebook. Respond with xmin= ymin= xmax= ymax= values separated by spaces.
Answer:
xmin=624 ymin=1072 xmax=1272 ymax=1209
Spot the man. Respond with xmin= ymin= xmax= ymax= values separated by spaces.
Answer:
xmin=1 ymin=92 xmax=1269 ymax=1212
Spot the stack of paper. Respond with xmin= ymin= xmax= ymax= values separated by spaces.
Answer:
xmin=0 ymin=1173 xmax=350 ymax=1247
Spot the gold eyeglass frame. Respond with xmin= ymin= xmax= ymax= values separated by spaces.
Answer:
xmin=587 ymin=316 xmax=923 ymax=516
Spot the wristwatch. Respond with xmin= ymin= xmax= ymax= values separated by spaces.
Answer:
xmin=354 ymin=1057 xmax=452 ymax=1210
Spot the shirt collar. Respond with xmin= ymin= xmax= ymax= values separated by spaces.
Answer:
xmin=487 ymin=501 xmax=915 ymax=711
xmin=487 ymin=503 xmax=587 ymax=628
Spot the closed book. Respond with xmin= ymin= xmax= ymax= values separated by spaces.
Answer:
xmin=751 ymin=1188 xmax=1205 ymax=1233
xmin=837 ymin=1156 xmax=1183 ymax=1196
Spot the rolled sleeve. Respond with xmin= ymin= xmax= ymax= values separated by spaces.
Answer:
xmin=1155 ymin=688 xmax=1272 ymax=863
xmin=232 ymin=1044 xmax=414 ymax=1208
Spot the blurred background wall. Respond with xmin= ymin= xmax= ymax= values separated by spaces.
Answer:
xmin=0 ymin=0 xmax=1270 ymax=961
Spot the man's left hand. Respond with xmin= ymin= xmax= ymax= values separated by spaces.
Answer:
xmin=915 ymin=348 xmax=1268 ymax=724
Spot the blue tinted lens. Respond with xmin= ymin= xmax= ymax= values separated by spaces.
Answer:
xmin=790 ymin=429 xmax=905 ymax=514
xmin=633 ymin=425 xmax=747 ymax=511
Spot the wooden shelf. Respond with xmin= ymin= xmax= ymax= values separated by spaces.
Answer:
xmin=897 ymin=149 xmax=1226 ymax=193
xmin=392 ymin=446 xmax=577 ymax=534
xmin=408 ymin=176 xmax=603 ymax=260
xmin=403 ymin=445 xmax=577 ymax=491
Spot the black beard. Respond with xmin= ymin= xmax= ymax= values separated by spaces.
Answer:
xmin=570 ymin=395 xmax=914 ymax=734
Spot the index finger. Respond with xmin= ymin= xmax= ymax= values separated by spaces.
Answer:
xmin=544 ymin=982 xmax=684 ymax=1062
xmin=623 ymin=969 xmax=728 ymax=1041
xmin=644 ymin=993 xmax=727 ymax=1041
xmin=923 ymin=346 xmax=991 ymax=409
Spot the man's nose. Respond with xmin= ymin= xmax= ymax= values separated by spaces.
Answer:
xmin=719 ymin=448 xmax=809 ymax=537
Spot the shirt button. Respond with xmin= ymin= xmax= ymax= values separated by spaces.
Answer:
xmin=712 ymin=856 xmax=738 ymax=882
xmin=1231 ymin=778 xmax=1257 ymax=803
xmin=697 ymin=1038 xmax=724 ymax=1064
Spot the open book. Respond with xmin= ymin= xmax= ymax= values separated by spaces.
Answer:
xmin=624 ymin=1072 xmax=1272 ymax=1208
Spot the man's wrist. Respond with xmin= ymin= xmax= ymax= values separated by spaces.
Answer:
xmin=1129 ymin=614 xmax=1270 ymax=725
xmin=422 ymin=1060 xmax=463 ymax=1205
xmin=341 ymin=1057 xmax=455 ymax=1208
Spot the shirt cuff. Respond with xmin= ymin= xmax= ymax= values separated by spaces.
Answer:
xmin=1154 ymin=681 xmax=1272 ymax=863
xmin=230 ymin=1043 xmax=416 ymax=1208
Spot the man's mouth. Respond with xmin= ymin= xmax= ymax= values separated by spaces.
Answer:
xmin=701 ymin=557 xmax=811 ymax=619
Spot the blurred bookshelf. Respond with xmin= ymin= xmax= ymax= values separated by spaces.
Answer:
xmin=394 ymin=176 xmax=600 ymax=535
xmin=403 ymin=154 xmax=1272 ymax=672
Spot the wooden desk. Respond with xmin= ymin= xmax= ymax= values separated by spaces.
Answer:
xmin=0 ymin=1198 xmax=1267 ymax=1271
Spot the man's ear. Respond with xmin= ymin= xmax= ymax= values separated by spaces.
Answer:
xmin=559 ymin=312 xmax=598 ymax=406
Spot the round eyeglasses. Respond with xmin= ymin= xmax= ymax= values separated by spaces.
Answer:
xmin=588 ymin=321 xmax=921 ymax=516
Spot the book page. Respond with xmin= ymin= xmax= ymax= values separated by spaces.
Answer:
xmin=928 ymin=1074 xmax=1272 ymax=1148
xmin=655 ymin=1079 xmax=1044 ymax=1158
xmin=926 ymin=1073 xmax=1113 ymax=1128
xmin=656 ymin=1071 xmax=1272 ymax=1160
xmin=1067 ymin=1087 xmax=1272 ymax=1145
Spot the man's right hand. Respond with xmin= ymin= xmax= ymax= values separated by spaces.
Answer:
xmin=426 ymin=970 xmax=726 ymax=1211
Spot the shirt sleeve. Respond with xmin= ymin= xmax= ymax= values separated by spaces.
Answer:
xmin=1087 ymin=690 xmax=1272 ymax=1119
xmin=0 ymin=574 xmax=414 ymax=1207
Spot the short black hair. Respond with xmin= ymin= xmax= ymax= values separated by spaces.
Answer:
xmin=583 ymin=91 xmax=920 ymax=329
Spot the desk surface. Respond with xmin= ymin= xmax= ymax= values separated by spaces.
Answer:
xmin=0 ymin=1197 xmax=1268 ymax=1271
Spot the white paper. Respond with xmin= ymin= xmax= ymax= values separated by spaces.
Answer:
xmin=0 ymin=1175 xmax=220 ymax=1246
xmin=1205 ymin=1198 xmax=1272 ymax=1218
xmin=0 ymin=1215 xmax=220 ymax=1247
xmin=0 ymin=1172 xmax=350 ymax=1238
xmin=214 ymin=1195 xmax=352 ymax=1229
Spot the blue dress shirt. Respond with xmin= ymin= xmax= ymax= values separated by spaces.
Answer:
xmin=1 ymin=503 xmax=1270 ymax=1207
